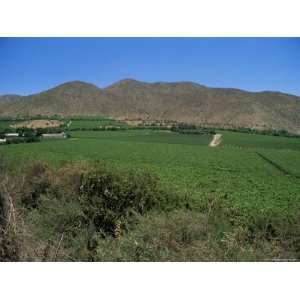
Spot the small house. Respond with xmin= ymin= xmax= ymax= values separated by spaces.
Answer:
xmin=41 ymin=132 xmax=67 ymax=139
xmin=0 ymin=138 xmax=6 ymax=144
xmin=5 ymin=133 xmax=19 ymax=137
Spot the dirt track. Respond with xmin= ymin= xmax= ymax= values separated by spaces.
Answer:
xmin=209 ymin=134 xmax=222 ymax=147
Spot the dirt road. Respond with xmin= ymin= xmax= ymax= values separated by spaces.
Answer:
xmin=209 ymin=134 xmax=222 ymax=147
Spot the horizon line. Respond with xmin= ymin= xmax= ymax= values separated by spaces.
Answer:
xmin=1 ymin=78 xmax=300 ymax=98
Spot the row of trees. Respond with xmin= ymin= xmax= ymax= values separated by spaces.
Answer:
xmin=171 ymin=123 xmax=216 ymax=135
xmin=221 ymin=127 xmax=300 ymax=138
xmin=169 ymin=123 xmax=300 ymax=138
xmin=68 ymin=125 xmax=172 ymax=131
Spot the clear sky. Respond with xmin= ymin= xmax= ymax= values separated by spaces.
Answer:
xmin=0 ymin=38 xmax=299 ymax=96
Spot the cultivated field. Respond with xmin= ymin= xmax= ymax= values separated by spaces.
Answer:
xmin=1 ymin=118 xmax=300 ymax=261
xmin=68 ymin=117 xmax=126 ymax=129
xmin=1 ymin=129 xmax=300 ymax=216
xmin=0 ymin=120 xmax=13 ymax=130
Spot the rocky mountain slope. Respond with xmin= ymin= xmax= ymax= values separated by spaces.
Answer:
xmin=0 ymin=79 xmax=299 ymax=133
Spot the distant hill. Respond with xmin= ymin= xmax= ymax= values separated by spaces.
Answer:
xmin=0 ymin=79 xmax=300 ymax=133
xmin=0 ymin=94 xmax=22 ymax=104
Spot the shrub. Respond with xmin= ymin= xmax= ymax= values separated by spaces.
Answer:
xmin=0 ymin=178 xmax=21 ymax=261
xmin=20 ymin=162 xmax=52 ymax=208
xmin=94 ymin=210 xmax=214 ymax=261
xmin=93 ymin=208 xmax=300 ymax=262
xmin=79 ymin=167 xmax=169 ymax=235
xmin=14 ymin=162 xmax=184 ymax=260
xmin=0 ymin=229 xmax=20 ymax=261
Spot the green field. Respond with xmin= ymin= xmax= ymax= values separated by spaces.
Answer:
xmin=1 ymin=129 xmax=300 ymax=217
xmin=68 ymin=117 xmax=126 ymax=129
xmin=221 ymin=130 xmax=300 ymax=150
xmin=0 ymin=116 xmax=126 ymax=131
xmin=0 ymin=120 xmax=14 ymax=130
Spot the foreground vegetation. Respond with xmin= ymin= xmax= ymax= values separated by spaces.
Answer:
xmin=1 ymin=116 xmax=300 ymax=261
xmin=1 ymin=159 xmax=299 ymax=261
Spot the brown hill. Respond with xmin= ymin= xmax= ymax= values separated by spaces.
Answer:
xmin=0 ymin=94 xmax=22 ymax=104
xmin=0 ymin=79 xmax=300 ymax=133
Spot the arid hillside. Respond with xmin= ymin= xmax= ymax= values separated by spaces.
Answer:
xmin=1 ymin=79 xmax=300 ymax=133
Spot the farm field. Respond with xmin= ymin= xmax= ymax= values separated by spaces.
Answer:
xmin=68 ymin=117 xmax=126 ymax=129
xmin=221 ymin=130 xmax=300 ymax=151
xmin=0 ymin=120 xmax=14 ymax=130
xmin=1 ymin=129 xmax=300 ymax=217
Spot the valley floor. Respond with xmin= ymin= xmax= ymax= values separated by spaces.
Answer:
xmin=1 ymin=129 xmax=300 ymax=261
xmin=1 ymin=129 xmax=300 ymax=215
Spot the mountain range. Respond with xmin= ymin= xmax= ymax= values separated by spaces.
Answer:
xmin=0 ymin=79 xmax=300 ymax=133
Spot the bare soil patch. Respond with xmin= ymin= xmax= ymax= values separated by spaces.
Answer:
xmin=123 ymin=120 xmax=143 ymax=126
xmin=11 ymin=119 xmax=63 ymax=129
xmin=209 ymin=134 xmax=222 ymax=147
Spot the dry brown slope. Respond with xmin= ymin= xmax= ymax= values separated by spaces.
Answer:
xmin=0 ymin=79 xmax=300 ymax=133
xmin=105 ymin=80 xmax=300 ymax=132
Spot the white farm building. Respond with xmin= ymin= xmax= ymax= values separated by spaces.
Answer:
xmin=41 ymin=132 xmax=67 ymax=139
xmin=4 ymin=133 xmax=19 ymax=137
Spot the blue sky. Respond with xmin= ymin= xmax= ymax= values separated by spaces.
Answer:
xmin=0 ymin=38 xmax=299 ymax=96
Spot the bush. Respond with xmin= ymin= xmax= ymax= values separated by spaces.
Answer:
xmin=0 ymin=229 xmax=20 ymax=261
xmin=9 ymin=162 xmax=183 ymax=260
xmin=93 ymin=207 xmax=300 ymax=262
xmin=171 ymin=123 xmax=216 ymax=135
xmin=79 ymin=167 xmax=172 ymax=235
xmin=20 ymin=162 xmax=52 ymax=208
xmin=94 ymin=211 xmax=215 ymax=261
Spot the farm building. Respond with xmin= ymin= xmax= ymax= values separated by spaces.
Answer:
xmin=0 ymin=138 xmax=6 ymax=144
xmin=5 ymin=133 xmax=19 ymax=137
xmin=41 ymin=132 xmax=67 ymax=139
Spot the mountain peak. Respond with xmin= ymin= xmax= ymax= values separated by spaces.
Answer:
xmin=107 ymin=78 xmax=144 ymax=87
xmin=106 ymin=79 xmax=208 ymax=90
xmin=37 ymin=81 xmax=101 ymax=96
xmin=55 ymin=80 xmax=100 ymax=89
